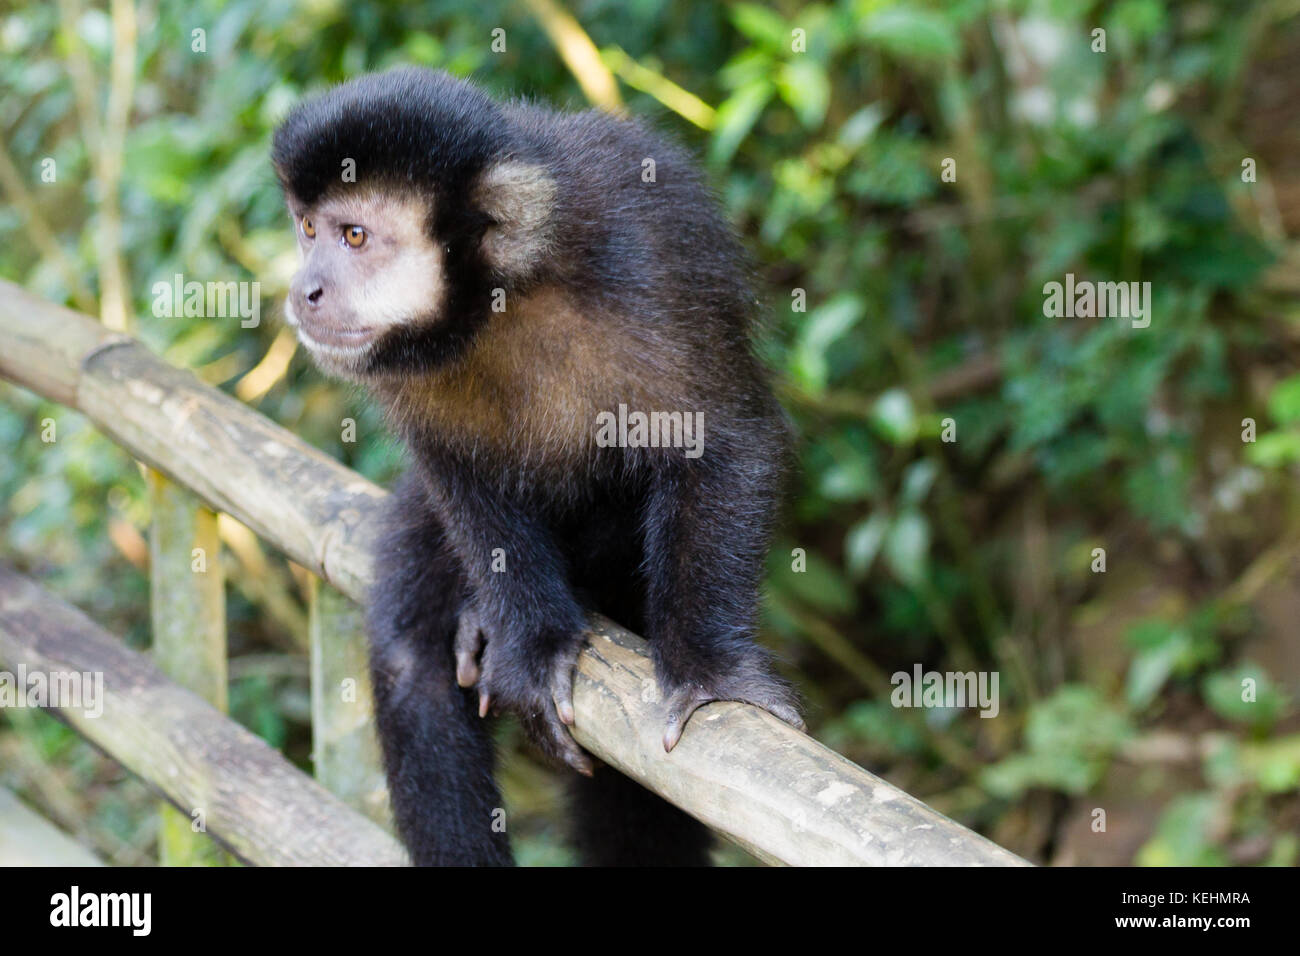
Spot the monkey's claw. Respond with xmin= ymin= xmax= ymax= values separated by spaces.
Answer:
xmin=661 ymin=680 xmax=804 ymax=753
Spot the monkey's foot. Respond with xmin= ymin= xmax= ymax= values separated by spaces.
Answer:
xmin=661 ymin=674 xmax=804 ymax=753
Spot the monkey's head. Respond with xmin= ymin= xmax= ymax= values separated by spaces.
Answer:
xmin=272 ymin=68 xmax=558 ymax=380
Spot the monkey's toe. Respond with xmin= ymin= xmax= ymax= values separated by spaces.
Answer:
xmin=661 ymin=682 xmax=805 ymax=753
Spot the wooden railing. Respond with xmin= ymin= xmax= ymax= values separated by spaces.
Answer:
xmin=0 ymin=279 xmax=1028 ymax=866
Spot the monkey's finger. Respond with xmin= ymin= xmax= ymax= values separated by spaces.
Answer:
xmin=457 ymin=651 xmax=481 ymax=689
xmin=527 ymin=711 xmax=593 ymax=776
xmin=552 ymin=728 xmax=594 ymax=777
xmin=457 ymin=656 xmax=481 ymax=689
xmin=454 ymin=611 xmax=485 ymax=688
xmin=550 ymin=662 xmax=577 ymax=726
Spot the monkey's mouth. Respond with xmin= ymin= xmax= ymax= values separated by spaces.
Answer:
xmin=295 ymin=318 xmax=378 ymax=353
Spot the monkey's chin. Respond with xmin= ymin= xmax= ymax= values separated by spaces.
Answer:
xmin=295 ymin=328 xmax=377 ymax=380
xmin=282 ymin=301 xmax=377 ymax=379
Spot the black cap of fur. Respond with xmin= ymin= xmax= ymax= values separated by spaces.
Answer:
xmin=272 ymin=67 xmax=508 ymax=207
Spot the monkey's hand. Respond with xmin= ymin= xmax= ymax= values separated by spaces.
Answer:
xmin=657 ymin=649 xmax=804 ymax=753
xmin=454 ymin=604 xmax=593 ymax=777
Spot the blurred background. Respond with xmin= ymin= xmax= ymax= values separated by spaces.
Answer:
xmin=2 ymin=0 xmax=1299 ymax=866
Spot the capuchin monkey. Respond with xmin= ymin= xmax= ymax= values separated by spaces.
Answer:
xmin=272 ymin=67 xmax=801 ymax=866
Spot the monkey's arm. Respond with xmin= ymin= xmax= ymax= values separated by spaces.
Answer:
xmin=419 ymin=458 xmax=593 ymax=775
xmin=641 ymin=451 xmax=804 ymax=751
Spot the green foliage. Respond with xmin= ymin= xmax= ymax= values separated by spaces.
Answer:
xmin=983 ymin=686 xmax=1134 ymax=797
xmin=1137 ymin=793 xmax=1231 ymax=866
xmin=1124 ymin=615 xmax=1219 ymax=710
xmin=1202 ymin=665 xmax=1288 ymax=730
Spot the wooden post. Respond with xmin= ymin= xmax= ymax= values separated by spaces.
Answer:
xmin=308 ymin=577 xmax=390 ymax=827
xmin=148 ymin=469 xmax=229 ymax=866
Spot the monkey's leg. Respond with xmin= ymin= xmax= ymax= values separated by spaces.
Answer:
xmin=641 ymin=453 xmax=804 ymax=752
xmin=367 ymin=474 xmax=513 ymax=866
xmin=566 ymin=768 xmax=712 ymax=867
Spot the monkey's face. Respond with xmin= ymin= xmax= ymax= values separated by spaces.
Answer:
xmin=272 ymin=69 xmax=569 ymax=380
xmin=283 ymin=188 xmax=446 ymax=379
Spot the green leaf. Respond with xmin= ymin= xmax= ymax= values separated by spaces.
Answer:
xmin=1246 ymin=431 xmax=1300 ymax=467
xmin=1202 ymin=664 xmax=1287 ymax=728
xmin=819 ymin=454 xmax=876 ymax=502
xmin=1126 ymin=640 xmax=1180 ymax=710
xmin=730 ymin=3 xmax=788 ymax=49
xmin=1248 ymin=737 xmax=1300 ymax=793
xmin=776 ymin=59 xmax=830 ymax=130
xmin=819 ymin=699 xmax=927 ymax=756
xmin=790 ymin=294 xmax=864 ymax=393
xmin=871 ymin=388 xmax=919 ymax=445
xmin=710 ymin=80 xmax=774 ymax=166
xmin=982 ymin=686 xmax=1132 ymax=797
xmin=1136 ymin=794 xmax=1230 ymax=866
xmin=859 ymin=7 xmax=959 ymax=65
xmin=1268 ymin=373 xmax=1300 ymax=425
xmin=770 ymin=549 xmax=857 ymax=615
xmin=845 ymin=512 xmax=889 ymax=579
xmin=883 ymin=510 xmax=928 ymax=588
xmin=1124 ymin=617 xmax=1217 ymax=709
xmin=124 ymin=120 xmax=206 ymax=204
xmin=899 ymin=459 xmax=937 ymax=506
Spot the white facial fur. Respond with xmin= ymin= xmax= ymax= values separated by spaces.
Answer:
xmin=284 ymin=189 xmax=444 ymax=377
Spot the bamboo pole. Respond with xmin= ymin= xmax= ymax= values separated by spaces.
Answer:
xmin=0 ymin=280 xmax=1028 ymax=866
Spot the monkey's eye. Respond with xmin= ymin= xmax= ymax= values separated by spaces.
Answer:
xmin=344 ymin=225 xmax=367 ymax=248
xmin=301 ymin=216 xmax=316 ymax=239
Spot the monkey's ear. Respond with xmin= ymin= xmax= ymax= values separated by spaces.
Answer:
xmin=474 ymin=161 xmax=556 ymax=278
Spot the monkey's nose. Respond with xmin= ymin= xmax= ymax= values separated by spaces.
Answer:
xmin=306 ymin=287 xmax=324 ymax=305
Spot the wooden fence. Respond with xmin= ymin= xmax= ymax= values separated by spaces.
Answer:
xmin=0 ymin=279 xmax=1028 ymax=866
